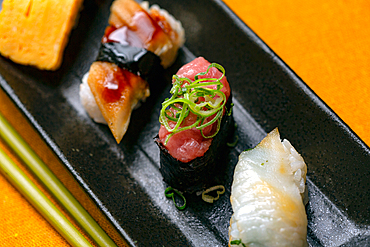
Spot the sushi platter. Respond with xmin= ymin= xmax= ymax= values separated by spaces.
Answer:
xmin=1 ymin=0 xmax=370 ymax=246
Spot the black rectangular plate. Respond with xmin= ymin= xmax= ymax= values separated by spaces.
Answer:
xmin=1 ymin=0 xmax=370 ymax=246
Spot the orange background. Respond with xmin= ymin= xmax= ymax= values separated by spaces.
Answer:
xmin=1 ymin=0 xmax=369 ymax=246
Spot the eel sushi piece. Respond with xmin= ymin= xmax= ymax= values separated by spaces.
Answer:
xmin=80 ymin=0 xmax=185 ymax=143
xmin=155 ymin=57 xmax=234 ymax=193
xmin=229 ymin=128 xmax=308 ymax=247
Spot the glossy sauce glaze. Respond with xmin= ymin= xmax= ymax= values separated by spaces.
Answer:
xmin=149 ymin=8 xmax=178 ymax=43
xmin=99 ymin=9 xmax=166 ymax=104
xmin=101 ymin=66 xmax=132 ymax=104
xmin=102 ymin=11 xmax=164 ymax=49
xmin=86 ymin=61 xmax=149 ymax=143
xmin=82 ymin=0 xmax=183 ymax=144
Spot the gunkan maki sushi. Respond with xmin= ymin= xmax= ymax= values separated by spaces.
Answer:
xmin=155 ymin=57 xmax=234 ymax=193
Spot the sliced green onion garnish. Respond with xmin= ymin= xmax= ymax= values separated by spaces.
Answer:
xmin=201 ymin=185 xmax=225 ymax=203
xmin=227 ymin=135 xmax=239 ymax=147
xmin=230 ymin=239 xmax=247 ymax=246
xmin=230 ymin=240 xmax=242 ymax=245
xmin=159 ymin=63 xmax=228 ymax=145
xmin=165 ymin=187 xmax=187 ymax=210
xmin=227 ymin=103 xmax=234 ymax=116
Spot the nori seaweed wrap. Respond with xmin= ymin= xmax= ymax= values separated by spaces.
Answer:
xmin=155 ymin=57 xmax=234 ymax=193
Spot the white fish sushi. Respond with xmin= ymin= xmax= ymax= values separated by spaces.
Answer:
xmin=229 ymin=128 xmax=308 ymax=247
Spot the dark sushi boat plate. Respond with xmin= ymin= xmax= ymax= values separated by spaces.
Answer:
xmin=1 ymin=0 xmax=370 ymax=246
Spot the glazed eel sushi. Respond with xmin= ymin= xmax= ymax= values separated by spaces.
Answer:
xmin=155 ymin=57 xmax=234 ymax=193
xmin=229 ymin=128 xmax=308 ymax=247
xmin=80 ymin=0 xmax=185 ymax=143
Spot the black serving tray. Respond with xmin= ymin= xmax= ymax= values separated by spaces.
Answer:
xmin=1 ymin=0 xmax=370 ymax=246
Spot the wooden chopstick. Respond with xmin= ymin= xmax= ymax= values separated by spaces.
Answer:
xmin=0 ymin=112 xmax=117 ymax=247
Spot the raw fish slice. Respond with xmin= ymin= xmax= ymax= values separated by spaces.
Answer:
xmin=229 ymin=128 xmax=308 ymax=247
xmin=155 ymin=57 xmax=234 ymax=193
xmin=87 ymin=61 xmax=149 ymax=143
xmin=158 ymin=57 xmax=231 ymax=162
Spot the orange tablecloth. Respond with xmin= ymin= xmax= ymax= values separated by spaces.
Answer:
xmin=0 ymin=0 xmax=369 ymax=246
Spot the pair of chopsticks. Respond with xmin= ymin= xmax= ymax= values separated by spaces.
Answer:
xmin=0 ymin=112 xmax=117 ymax=247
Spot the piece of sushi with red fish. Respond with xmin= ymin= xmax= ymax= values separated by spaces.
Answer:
xmin=155 ymin=57 xmax=234 ymax=193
